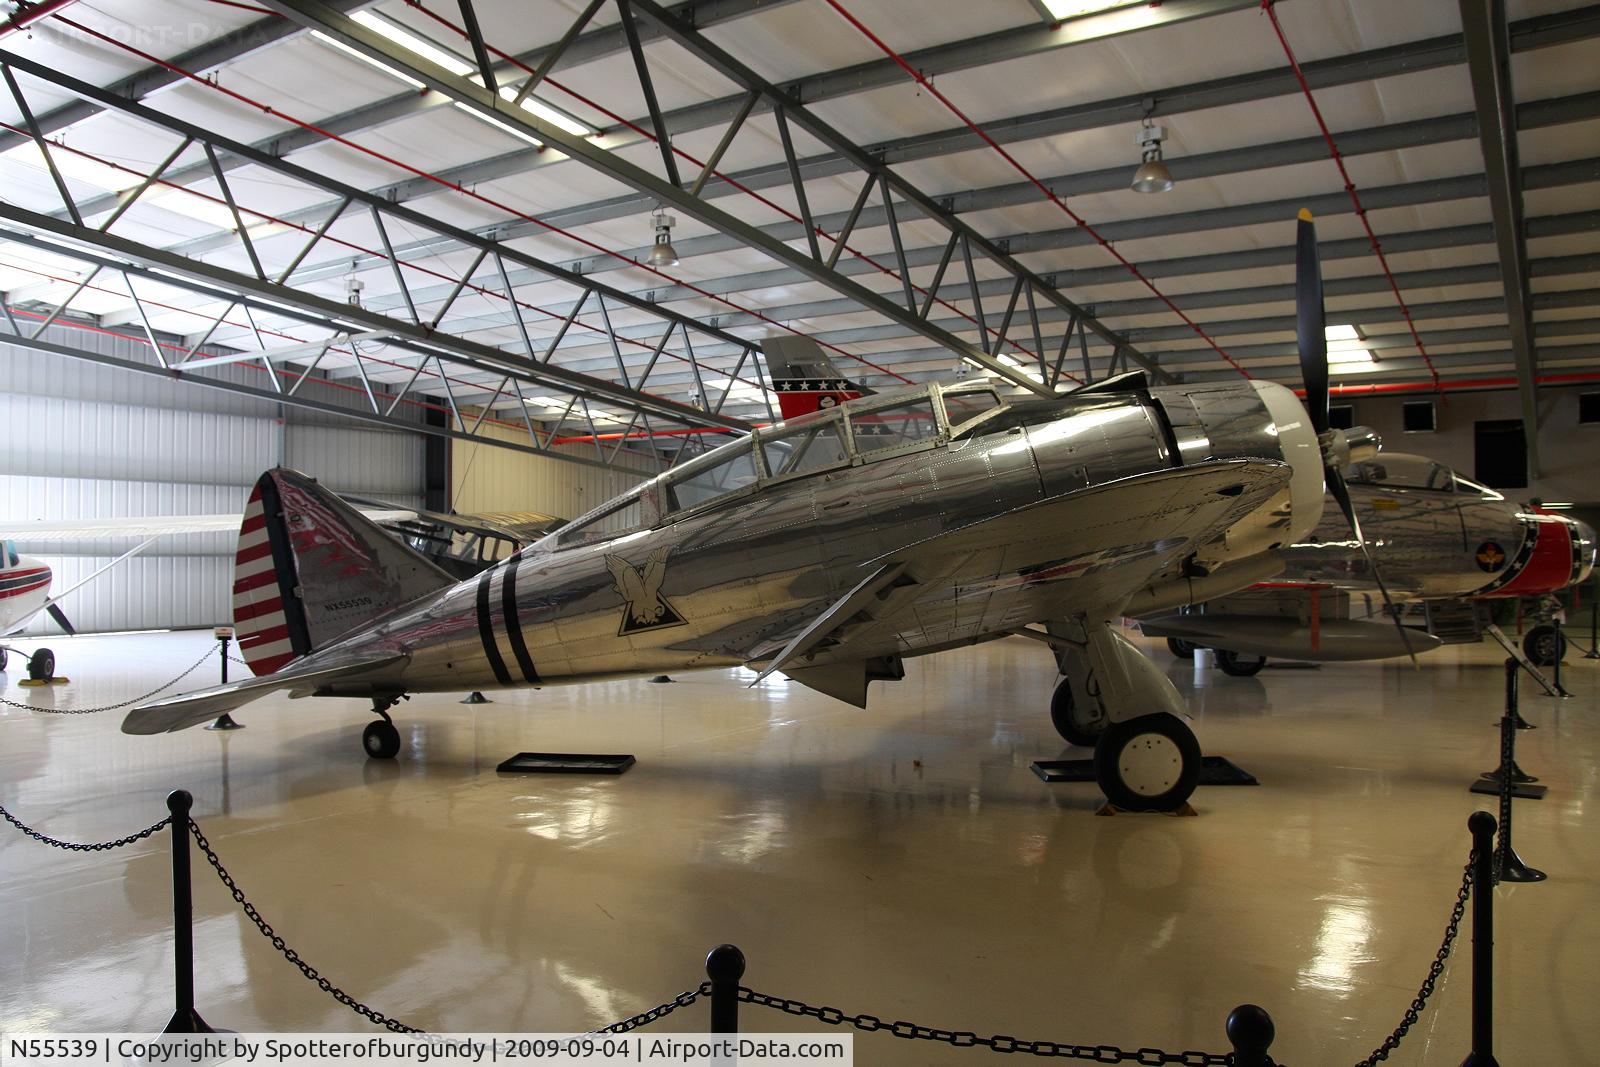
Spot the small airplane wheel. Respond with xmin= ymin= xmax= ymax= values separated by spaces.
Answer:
xmin=1166 ymin=637 xmax=1198 ymax=659
xmin=0 ymin=646 xmax=8 ymax=672
xmin=1216 ymin=649 xmax=1266 ymax=677
xmin=27 ymin=648 xmax=55 ymax=681
xmin=1093 ymin=712 xmax=1201 ymax=812
xmin=1049 ymin=677 xmax=1101 ymax=747
xmin=362 ymin=720 xmax=401 ymax=760
xmin=1522 ymin=624 xmax=1566 ymax=667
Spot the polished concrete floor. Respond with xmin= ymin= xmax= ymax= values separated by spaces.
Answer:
xmin=1 ymin=628 xmax=1596 ymax=1064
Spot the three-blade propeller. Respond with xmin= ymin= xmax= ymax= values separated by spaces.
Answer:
xmin=1295 ymin=210 xmax=1418 ymax=665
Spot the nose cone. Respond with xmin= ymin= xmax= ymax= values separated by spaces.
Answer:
xmin=1573 ymin=519 xmax=1597 ymax=586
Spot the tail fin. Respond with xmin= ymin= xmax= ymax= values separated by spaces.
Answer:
xmin=233 ymin=469 xmax=454 ymax=675
xmin=763 ymin=336 xmax=870 ymax=421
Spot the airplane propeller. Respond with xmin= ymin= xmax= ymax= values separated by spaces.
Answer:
xmin=1295 ymin=209 xmax=1418 ymax=665
xmin=46 ymin=603 xmax=76 ymax=635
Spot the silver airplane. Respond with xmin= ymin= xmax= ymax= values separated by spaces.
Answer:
xmin=1139 ymin=453 xmax=1597 ymax=672
xmin=123 ymin=213 xmax=1371 ymax=814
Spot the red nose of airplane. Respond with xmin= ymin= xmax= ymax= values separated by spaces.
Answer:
xmin=1489 ymin=509 xmax=1592 ymax=597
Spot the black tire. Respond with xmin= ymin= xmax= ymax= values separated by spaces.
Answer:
xmin=1093 ymin=712 xmax=1202 ymax=813
xmin=1523 ymin=625 xmax=1567 ymax=667
xmin=27 ymin=648 xmax=55 ymax=681
xmin=362 ymin=720 xmax=401 ymax=760
xmin=1216 ymin=649 xmax=1266 ymax=677
xmin=1166 ymin=637 xmax=1198 ymax=659
xmin=1049 ymin=677 xmax=1102 ymax=747
xmin=0 ymin=646 xmax=8 ymax=672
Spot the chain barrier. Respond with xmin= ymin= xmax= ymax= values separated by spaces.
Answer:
xmin=186 ymin=819 xmax=425 ymax=1034
xmin=595 ymin=985 xmax=710 ymax=1034
xmin=0 ymin=645 xmax=220 ymax=714
xmin=737 ymin=987 xmax=1236 ymax=1063
xmin=1350 ymin=853 xmax=1475 ymax=1067
xmin=0 ymin=801 xmax=170 ymax=851
xmin=2 ymin=779 xmax=1488 ymax=1061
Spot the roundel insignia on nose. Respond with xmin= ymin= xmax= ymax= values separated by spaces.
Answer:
xmin=1476 ymin=541 xmax=1507 ymax=572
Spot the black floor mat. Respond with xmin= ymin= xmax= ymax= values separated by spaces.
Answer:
xmin=497 ymin=752 xmax=636 ymax=774
xmin=1031 ymin=755 xmax=1258 ymax=785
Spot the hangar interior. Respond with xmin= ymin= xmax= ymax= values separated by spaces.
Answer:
xmin=2 ymin=0 xmax=1599 ymax=1062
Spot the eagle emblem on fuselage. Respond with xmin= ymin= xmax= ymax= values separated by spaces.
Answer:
xmin=605 ymin=547 xmax=686 ymax=636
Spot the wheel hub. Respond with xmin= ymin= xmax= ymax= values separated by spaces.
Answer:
xmin=1118 ymin=733 xmax=1183 ymax=797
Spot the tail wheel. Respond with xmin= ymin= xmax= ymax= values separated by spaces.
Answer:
xmin=1522 ymin=624 xmax=1566 ymax=667
xmin=1216 ymin=649 xmax=1266 ymax=677
xmin=26 ymin=648 xmax=55 ymax=681
xmin=1049 ymin=678 xmax=1102 ymax=747
xmin=0 ymin=647 xmax=8 ymax=672
xmin=1093 ymin=713 xmax=1201 ymax=812
xmin=1166 ymin=637 xmax=1198 ymax=659
xmin=362 ymin=720 xmax=401 ymax=760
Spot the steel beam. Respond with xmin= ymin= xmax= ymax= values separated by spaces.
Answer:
xmin=0 ymin=206 xmax=745 ymax=437
xmin=260 ymin=0 xmax=1075 ymax=395
xmin=1460 ymin=0 xmax=1542 ymax=477
xmin=138 ymin=11 xmax=1600 ymax=275
xmin=0 ymin=52 xmax=757 ymax=430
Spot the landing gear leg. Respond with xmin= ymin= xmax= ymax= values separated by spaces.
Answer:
xmin=363 ymin=694 xmax=404 ymax=760
xmin=1049 ymin=677 xmax=1104 ymax=747
xmin=1052 ymin=619 xmax=1202 ymax=812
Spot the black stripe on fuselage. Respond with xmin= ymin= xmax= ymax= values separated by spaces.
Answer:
xmin=476 ymin=567 xmax=513 ymax=686
xmin=500 ymin=559 xmax=540 ymax=684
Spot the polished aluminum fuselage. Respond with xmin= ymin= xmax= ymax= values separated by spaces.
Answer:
xmin=299 ymin=380 xmax=1319 ymax=694
xmin=1280 ymin=483 xmax=1556 ymax=601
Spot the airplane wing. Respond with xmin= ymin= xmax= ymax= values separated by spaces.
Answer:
xmin=121 ymin=649 xmax=408 ymax=734
xmin=750 ymin=460 xmax=1291 ymax=700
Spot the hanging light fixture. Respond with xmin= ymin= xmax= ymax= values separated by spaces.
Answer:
xmin=646 ymin=207 xmax=680 ymax=267
xmin=1131 ymin=118 xmax=1174 ymax=194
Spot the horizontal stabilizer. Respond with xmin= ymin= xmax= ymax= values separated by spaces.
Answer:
xmin=121 ymin=650 xmax=406 ymax=735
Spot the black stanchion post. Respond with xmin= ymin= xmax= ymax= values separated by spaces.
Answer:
xmin=706 ymin=944 xmax=745 ymax=1034
xmin=1473 ymin=660 xmax=1544 ymax=799
xmin=163 ymin=790 xmax=212 ymax=1034
xmin=1549 ymin=615 xmax=1570 ymax=698
xmin=1585 ymin=599 xmax=1599 ymax=660
xmin=1225 ymin=1004 xmax=1275 ymax=1067
xmin=208 ymin=627 xmax=243 ymax=731
xmin=1459 ymin=812 xmax=1499 ymax=1067
xmin=1493 ymin=665 xmax=1548 ymax=880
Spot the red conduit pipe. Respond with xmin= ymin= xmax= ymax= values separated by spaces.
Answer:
xmin=821 ymin=0 xmax=1251 ymax=379
xmin=1326 ymin=371 xmax=1600 ymax=396
xmin=0 ymin=0 xmax=80 ymax=38
xmin=1261 ymin=0 xmax=1442 ymax=393
xmin=50 ymin=14 xmax=917 ymax=389
xmin=402 ymin=0 xmax=1064 ymax=383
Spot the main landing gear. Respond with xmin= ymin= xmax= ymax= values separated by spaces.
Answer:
xmin=1047 ymin=621 xmax=1202 ymax=812
xmin=1522 ymin=623 xmax=1567 ymax=667
xmin=363 ymin=694 xmax=406 ymax=760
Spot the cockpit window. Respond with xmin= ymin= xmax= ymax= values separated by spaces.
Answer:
xmin=556 ymin=493 xmax=647 ymax=548
xmin=2 ymin=540 xmax=16 ymax=568
xmin=1452 ymin=474 xmax=1504 ymax=500
xmin=667 ymin=438 xmax=760 ymax=511
xmin=761 ymin=417 xmax=851 ymax=479
xmin=941 ymin=386 xmax=1004 ymax=435
xmin=850 ymin=395 xmax=940 ymax=455
xmin=1347 ymin=454 xmax=1454 ymax=491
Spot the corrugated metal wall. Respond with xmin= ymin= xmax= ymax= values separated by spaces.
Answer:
xmin=2 ymin=327 xmax=425 ymax=634
xmin=451 ymin=422 xmax=653 ymax=521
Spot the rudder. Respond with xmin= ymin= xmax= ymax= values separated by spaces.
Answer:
xmin=233 ymin=469 xmax=454 ymax=675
